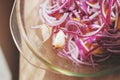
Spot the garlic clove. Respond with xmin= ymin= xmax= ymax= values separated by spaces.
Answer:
xmin=52 ymin=30 xmax=66 ymax=48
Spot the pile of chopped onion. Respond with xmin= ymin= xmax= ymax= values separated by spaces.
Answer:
xmin=37 ymin=0 xmax=120 ymax=65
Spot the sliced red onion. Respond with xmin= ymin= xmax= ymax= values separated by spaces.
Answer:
xmin=50 ymin=0 xmax=69 ymax=13
xmin=89 ymin=11 xmax=100 ymax=20
xmin=95 ymin=54 xmax=111 ymax=62
xmin=100 ymin=0 xmax=106 ymax=23
xmin=106 ymin=0 xmax=113 ymax=25
xmin=107 ymin=49 xmax=120 ymax=53
xmin=84 ymin=24 xmax=104 ymax=37
xmin=68 ymin=39 xmax=79 ymax=61
xmin=40 ymin=7 xmax=69 ymax=26
xmin=117 ymin=0 xmax=120 ymax=7
xmin=86 ymin=1 xmax=100 ymax=9
xmin=37 ymin=0 xmax=120 ymax=66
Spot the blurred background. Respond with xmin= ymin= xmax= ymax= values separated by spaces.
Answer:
xmin=0 ymin=0 xmax=19 ymax=80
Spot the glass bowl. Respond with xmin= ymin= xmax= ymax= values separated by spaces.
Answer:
xmin=10 ymin=0 xmax=120 ymax=77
